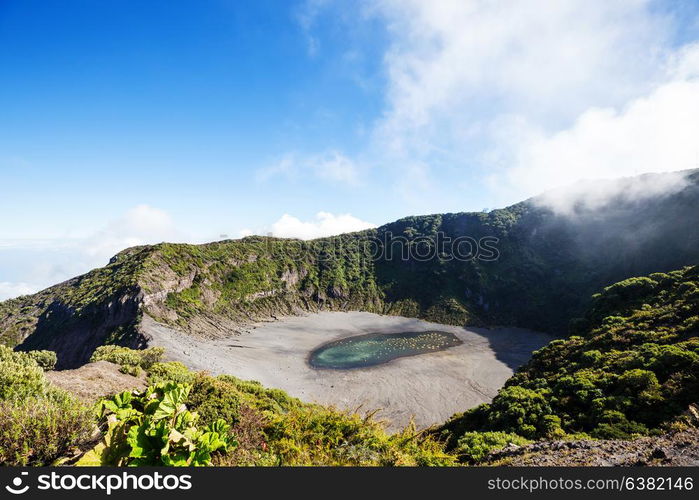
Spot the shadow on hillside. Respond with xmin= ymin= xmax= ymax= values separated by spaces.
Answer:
xmin=469 ymin=326 xmax=558 ymax=372
xmin=17 ymin=296 xmax=147 ymax=369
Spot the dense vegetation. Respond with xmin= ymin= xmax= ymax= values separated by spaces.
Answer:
xmin=0 ymin=346 xmax=453 ymax=466
xmin=0 ymin=346 xmax=93 ymax=465
xmin=77 ymin=383 xmax=236 ymax=466
xmin=90 ymin=345 xmax=165 ymax=377
xmin=436 ymin=266 xmax=699 ymax=461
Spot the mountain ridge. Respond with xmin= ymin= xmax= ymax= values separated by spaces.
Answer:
xmin=2 ymin=169 xmax=698 ymax=367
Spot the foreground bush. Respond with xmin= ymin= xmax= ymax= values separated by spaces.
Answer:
xmin=78 ymin=383 xmax=236 ymax=466
xmin=0 ymin=346 xmax=94 ymax=465
xmin=217 ymin=374 xmax=301 ymax=414
xmin=129 ymin=359 xmax=456 ymax=466
xmin=2 ymin=343 xmax=456 ymax=467
xmin=26 ymin=350 xmax=57 ymax=370
xmin=187 ymin=374 xmax=241 ymax=426
xmin=264 ymin=406 xmax=455 ymax=466
xmin=147 ymin=361 xmax=196 ymax=385
xmin=0 ymin=345 xmax=47 ymax=400
xmin=0 ymin=393 xmax=93 ymax=466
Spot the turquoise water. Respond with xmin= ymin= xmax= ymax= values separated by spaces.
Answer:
xmin=309 ymin=331 xmax=463 ymax=369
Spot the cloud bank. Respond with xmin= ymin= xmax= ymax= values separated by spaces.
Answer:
xmin=241 ymin=212 xmax=376 ymax=240
xmin=84 ymin=205 xmax=183 ymax=260
xmin=304 ymin=0 xmax=699 ymax=210
xmin=0 ymin=282 xmax=36 ymax=302
xmin=0 ymin=205 xmax=188 ymax=301
xmin=489 ymin=46 xmax=699 ymax=210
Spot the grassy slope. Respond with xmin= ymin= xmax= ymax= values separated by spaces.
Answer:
xmin=436 ymin=265 xmax=699 ymax=457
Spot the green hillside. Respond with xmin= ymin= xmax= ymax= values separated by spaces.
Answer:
xmin=436 ymin=265 xmax=699 ymax=462
xmin=1 ymin=170 xmax=698 ymax=367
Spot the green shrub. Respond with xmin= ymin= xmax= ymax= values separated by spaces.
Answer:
xmin=90 ymin=346 xmax=164 ymax=369
xmin=485 ymin=386 xmax=553 ymax=439
xmin=591 ymin=411 xmax=649 ymax=439
xmin=263 ymin=406 xmax=454 ymax=466
xmin=147 ymin=362 xmax=195 ymax=385
xmin=0 ymin=346 xmax=94 ymax=465
xmin=138 ymin=347 xmax=166 ymax=368
xmin=218 ymin=374 xmax=301 ymax=413
xmin=90 ymin=346 xmax=140 ymax=366
xmin=437 ymin=266 xmax=699 ymax=445
xmin=119 ymin=364 xmax=142 ymax=377
xmin=0 ymin=345 xmax=47 ymax=400
xmin=616 ymin=369 xmax=661 ymax=403
xmin=0 ymin=348 xmax=454 ymax=467
xmin=26 ymin=350 xmax=57 ymax=370
xmin=0 ymin=391 xmax=94 ymax=466
xmin=580 ymin=350 xmax=603 ymax=366
xmin=187 ymin=375 xmax=241 ymax=426
xmin=455 ymin=431 xmax=530 ymax=463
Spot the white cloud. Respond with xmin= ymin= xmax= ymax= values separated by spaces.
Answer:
xmin=489 ymin=73 xmax=699 ymax=210
xmin=670 ymin=42 xmax=699 ymax=80
xmin=0 ymin=282 xmax=37 ymax=302
xmin=256 ymin=153 xmax=297 ymax=182
xmin=0 ymin=205 xmax=187 ymax=302
xmin=84 ymin=205 xmax=183 ymax=261
xmin=370 ymin=0 xmax=673 ymax=159
xmin=296 ymin=0 xmax=331 ymax=56
xmin=303 ymin=1 xmax=699 ymax=207
xmin=242 ymin=212 xmax=376 ymax=240
xmin=271 ymin=212 xmax=375 ymax=239
xmin=310 ymin=150 xmax=361 ymax=184
xmin=534 ymin=171 xmax=691 ymax=216
xmin=257 ymin=150 xmax=362 ymax=185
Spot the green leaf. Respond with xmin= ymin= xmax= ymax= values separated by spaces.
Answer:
xmin=153 ymin=384 xmax=191 ymax=421
xmin=127 ymin=423 xmax=156 ymax=462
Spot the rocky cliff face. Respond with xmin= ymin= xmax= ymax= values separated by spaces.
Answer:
xmin=18 ymin=289 xmax=147 ymax=369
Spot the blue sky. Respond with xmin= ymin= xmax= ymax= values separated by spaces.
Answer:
xmin=1 ymin=0 xmax=699 ymax=299
xmin=0 ymin=0 xmax=390 ymax=239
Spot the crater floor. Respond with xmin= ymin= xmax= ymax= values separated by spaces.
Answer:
xmin=144 ymin=311 xmax=554 ymax=431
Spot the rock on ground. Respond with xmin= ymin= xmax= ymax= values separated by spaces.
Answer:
xmin=485 ymin=429 xmax=699 ymax=466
